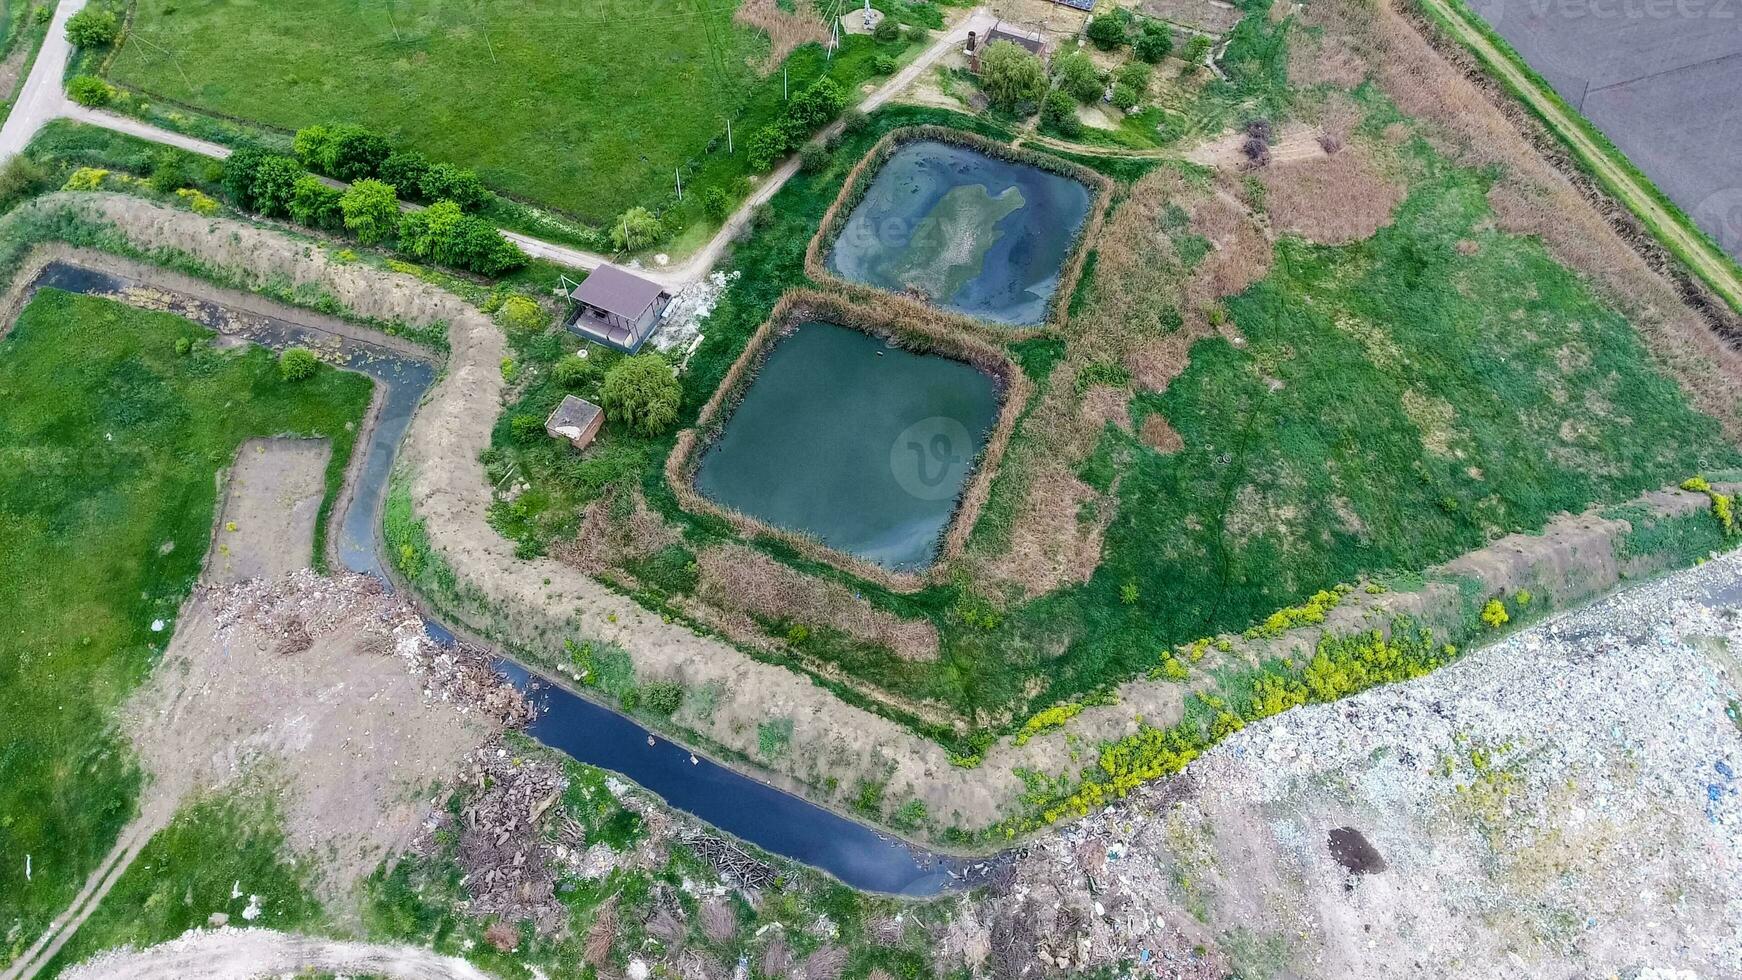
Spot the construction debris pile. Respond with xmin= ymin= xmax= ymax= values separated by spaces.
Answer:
xmin=428 ymin=742 xmax=570 ymax=936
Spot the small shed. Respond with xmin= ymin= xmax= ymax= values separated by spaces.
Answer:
xmin=568 ymin=264 xmax=672 ymax=353
xmin=969 ymin=24 xmax=1051 ymax=72
xmin=545 ymin=394 xmax=605 ymax=451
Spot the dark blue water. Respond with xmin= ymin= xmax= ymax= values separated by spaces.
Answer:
xmin=488 ymin=659 xmax=979 ymax=896
xmin=829 ymin=139 xmax=1093 ymax=326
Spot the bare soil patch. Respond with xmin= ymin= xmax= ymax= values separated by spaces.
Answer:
xmin=58 ymin=928 xmax=496 ymax=980
xmin=207 ymin=438 xmax=332 ymax=585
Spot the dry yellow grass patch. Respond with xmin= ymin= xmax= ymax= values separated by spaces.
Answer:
xmin=735 ymin=0 xmax=830 ymax=72
xmin=1258 ymin=145 xmax=1406 ymax=244
xmin=695 ymin=544 xmax=940 ymax=661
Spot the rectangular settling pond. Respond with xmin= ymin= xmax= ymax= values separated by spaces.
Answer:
xmin=828 ymin=139 xmax=1093 ymax=326
xmin=693 ymin=321 xmax=1000 ymax=572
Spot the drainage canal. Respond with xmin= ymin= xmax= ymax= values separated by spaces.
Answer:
xmin=28 ymin=259 xmax=988 ymax=895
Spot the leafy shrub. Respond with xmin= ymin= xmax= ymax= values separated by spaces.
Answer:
xmin=339 ymin=179 xmax=400 ymax=245
xmin=551 ymin=356 xmax=597 ymax=389
xmin=600 ymin=354 xmax=681 ymax=437
xmin=641 ymin=682 xmax=683 ymax=716
xmin=1182 ymin=33 xmax=1212 ymax=64
xmin=278 ymin=347 xmax=319 ymax=382
xmin=799 ymin=143 xmax=830 ymax=174
xmin=892 ymin=799 xmax=928 ymax=830
xmin=398 ymin=199 xmax=525 ymax=275
xmin=609 ymin=206 xmax=664 ymax=253
xmin=1480 ymin=598 xmax=1509 ymax=629
xmin=1157 ymin=656 xmax=1189 ymax=681
xmin=174 ymin=187 xmax=220 ymax=215
xmin=1041 ymin=90 xmax=1082 ymax=137
xmin=248 ymin=155 xmax=303 ymax=218
xmin=1245 ymin=584 xmax=1352 ymax=638
xmin=840 ymin=108 xmax=869 ymax=134
xmin=288 ymin=175 xmax=344 ymax=229
xmin=420 ymin=163 xmax=487 ymax=211
xmin=701 ymin=186 xmax=731 ymax=221
xmin=873 ymin=15 xmax=901 ymax=41
xmin=1136 ymin=21 xmax=1174 ymax=62
xmin=979 ymin=41 xmax=1047 ymax=115
xmin=378 ymin=152 xmax=431 ymax=195
xmin=496 ymin=295 xmax=549 ymax=333
xmin=1110 ymin=82 xmax=1142 ymax=111
xmin=1052 ymin=50 xmax=1104 ymax=103
xmin=147 ymin=151 xmax=190 ymax=193
xmin=0 ymin=156 xmax=51 ymax=211
xmin=66 ymin=75 xmax=115 ymax=107
xmin=745 ymin=78 xmax=848 ymax=170
xmin=757 ymin=717 xmax=794 ymax=758
xmin=509 ymin=413 xmax=545 ymax=442
xmin=61 ymin=166 xmax=107 ymax=191
xmin=1115 ymin=61 xmax=1153 ymax=90
xmin=1015 ymin=703 xmax=1083 ymax=746
xmin=1086 ymin=11 xmax=1128 ymax=49
xmin=65 ymin=7 xmax=119 ymax=47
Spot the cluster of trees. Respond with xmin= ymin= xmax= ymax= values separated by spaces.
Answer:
xmin=292 ymin=124 xmax=489 ymax=212
xmin=222 ymin=145 xmax=523 ymax=275
xmin=1085 ymin=8 xmax=1174 ymax=62
xmin=744 ymin=77 xmax=849 ymax=171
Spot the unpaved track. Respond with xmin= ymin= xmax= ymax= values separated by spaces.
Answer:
xmin=1418 ymin=0 xmax=1742 ymax=312
xmin=58 ymin=928 xmax=497 ymax=980
xmin=0 ymin=0 xmax=991 ymax=290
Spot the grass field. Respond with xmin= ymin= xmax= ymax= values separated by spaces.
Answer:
xmin=0 ymin=288 xmax=370 ymax=965
xmin=105 ymin=0 xmax=904 ymax=229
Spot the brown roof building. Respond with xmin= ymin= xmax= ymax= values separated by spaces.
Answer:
xmin=545 ymin=394 xmax=605 ymax=450
xmin=568 ymin=264 xmax=671 ymax=353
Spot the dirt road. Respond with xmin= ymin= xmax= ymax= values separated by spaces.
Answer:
xmin=58 ymin=928 xmax=498 ymax=980
xmin=0 ymin=0 xmax=992 ymax=291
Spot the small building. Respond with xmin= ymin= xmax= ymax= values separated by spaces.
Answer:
xmin=968 ymin=24 xmax=1051 ymax=72
xmin=567 ymin=264 xmax=671 ymax=353
xmin=545 ymin=394 xmax=604 ymax=451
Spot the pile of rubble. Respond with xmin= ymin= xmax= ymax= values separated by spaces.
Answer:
xmin=425 ymin=742 xmax=570 ymax=936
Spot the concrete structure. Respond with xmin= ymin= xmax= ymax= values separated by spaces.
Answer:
xmin=545 ymin=394 xmax=604 ymax=450
xmin=968 ymin=24 xmax=1051 ymax=72
xmin=568 ymin=264 xmax=671 ymax=352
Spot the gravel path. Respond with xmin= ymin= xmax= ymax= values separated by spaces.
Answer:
xmin=57 ymin=928 xmax=496 ymax=980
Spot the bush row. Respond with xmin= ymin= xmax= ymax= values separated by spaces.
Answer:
xmin=291 ymin=124 xmax=489 ymax=212
xmin=221 ymin=145 xmax=523 ymax=276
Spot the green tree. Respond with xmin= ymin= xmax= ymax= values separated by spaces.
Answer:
xmin=600 ymin=354 xmax=681 ymax=437
xmin=328 ymin=127 xmax=391 ymax=181
xmin=1110 ymin=81 xmax=1142 ymax=111
xmin=278 ymin=347 xmax=318 ymax=382
xmin=220 ymin=144 xmax=272 ymax=207
xmin=288 ymin=175 xmax=344 ymax=230
xmin=397 ymin=200 xmax=469 ymax=264
xmin=291 ymin=125 xmax=339 ymax=171
xmin=799 ymin=143 xmax=830 ymax=173
xmin=788 ymin=77 xmax=847 ymax=128
xmin=1086 ymin=11 xmax=1127 ymax=50
xmin=1135 ymin=21 xmax=1173 ymax=62
xmin=1041 ymin=90 xmax=1083 ymax=138
xmin=378 ymin=152 xmax=432 ymax=198
xmin=420 ymin=163 xmax=487 ymax=211
xmin=610 ymin=206 xmax=663 ymax=253
xmin=873 ymin=15 xmax=901 ymax=41
xmin=701 ymin=186 xmax=731 ymax=221
xmin=147 ymin=150 xmax=189 ymax=193
xmin=249 ymin=155 xmax=304 ymax=218
xmin=980 ymin=41 xmax=1048 ymax=115
xmin=1051 ymin=49 xmax=1104 ymax=103
xmin=65 ymin=7 xmax=119 ymax=47
xmin=1115 ymin=61 xmax=1153 ymax=91
xmin=339 ymin=179 xmax=400 ymax=245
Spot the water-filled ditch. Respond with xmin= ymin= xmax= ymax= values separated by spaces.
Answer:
xmin=27 ymin=259 xmax=989 ymax=895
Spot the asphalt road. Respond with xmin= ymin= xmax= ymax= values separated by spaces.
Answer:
xmin=1469 ymin=0 xmax=1742 ymax=257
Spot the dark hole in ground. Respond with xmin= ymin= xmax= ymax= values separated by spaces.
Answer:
xmin=1327 ymin=826 xmax=1387 ymax=876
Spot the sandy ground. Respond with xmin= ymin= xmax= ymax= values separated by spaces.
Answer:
xmin=207 ymin=438 xmax=331 ymax=585
xmin=1184 ymin=121 xmax=1330 ymax=169
xmin=58 ymin=928 xmax=496 ymax=980
xmin=947 ymin=549 xmax=1742 ymax=979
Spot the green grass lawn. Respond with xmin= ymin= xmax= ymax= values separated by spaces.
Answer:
xmin=0 ymin=288 xmax=370 ymax=965
xmin=107 ymin=0 xmax=780 ymax=224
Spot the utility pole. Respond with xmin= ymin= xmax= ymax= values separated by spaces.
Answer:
xmin=727 ymin=119 xmax=733 ymax=153
xmin=784 ymin=65 xmax=789 ymax=101
xmin=676 ymin=167 xmax=683 ymax=201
